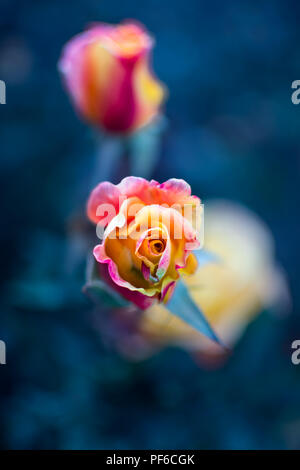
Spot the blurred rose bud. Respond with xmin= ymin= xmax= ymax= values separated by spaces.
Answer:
xmin=58 ymin=21 xmax=166 ymax=134
xmin=140 ymin=201 xmax=289 ymax=362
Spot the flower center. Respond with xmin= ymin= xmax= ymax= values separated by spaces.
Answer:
xmin=149 ymin=239 xmax=165 ymax=255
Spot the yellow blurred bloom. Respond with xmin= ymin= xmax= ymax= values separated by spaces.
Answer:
xmin=140 ymin=200 xmax=289 ymax=358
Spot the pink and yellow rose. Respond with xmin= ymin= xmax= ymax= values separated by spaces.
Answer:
xmin=59 ymin=21 xmax=166 ymax=133
xmin=87 ymin=177 xmax=202 ymax=309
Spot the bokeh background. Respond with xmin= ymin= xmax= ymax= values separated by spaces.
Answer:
xmin=1 ymin=0 xmax=300 ymax=449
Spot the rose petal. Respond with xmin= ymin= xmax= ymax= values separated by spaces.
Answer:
xmin=160 ymin=178 xmax=191 ymax=197
xmin=97 ymin=263 xmax=157 ymax=309
xmin=87 ymin=181 xmax=121 ymax=224
xmin=87 ymin=177 xmax=201 ymax=226
xmin=156 ymin=235 xmax=171 ymax=280
xmin=160 ymin=281 xmax=176 ymax=303
xmin=94 ymin=243 xmax=158 ymax=297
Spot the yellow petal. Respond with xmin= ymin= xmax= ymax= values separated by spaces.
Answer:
xmin=133 ymin=56 xmax=166 ymax=130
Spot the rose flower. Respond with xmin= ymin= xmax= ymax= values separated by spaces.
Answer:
xmin=58 ymin=21 xmax=166 ymax=134
xmin=87 ymin=177 xmax=202 ymax=309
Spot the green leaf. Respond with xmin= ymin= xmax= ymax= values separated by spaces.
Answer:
xmin=166 ymin=279 xmax=225 ymax=346
xmin=83 ymin=255 xmax=129 ymax=308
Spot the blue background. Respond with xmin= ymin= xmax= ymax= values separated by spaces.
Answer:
xmin=0 ymin=0 xmax=300 ymax=449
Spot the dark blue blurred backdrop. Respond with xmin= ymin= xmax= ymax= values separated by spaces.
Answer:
xmin=0 ymin=0 xmax=300 ymax=449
